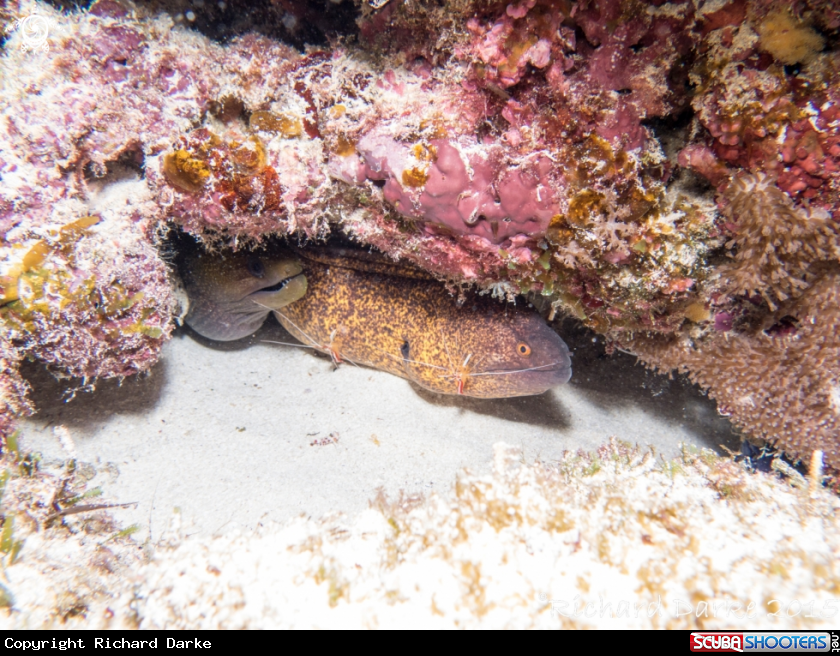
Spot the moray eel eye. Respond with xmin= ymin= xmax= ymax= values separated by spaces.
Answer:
xmin=517 ymin=342 xmax=531 ymax=356
xmin=246 ymin=256 xmax=265 ymax=279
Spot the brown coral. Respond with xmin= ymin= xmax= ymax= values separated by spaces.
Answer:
xmin=632 ymin=269 xmax=840 ymax=473
xmin=717 ymin=173 xmax=840 ymax=308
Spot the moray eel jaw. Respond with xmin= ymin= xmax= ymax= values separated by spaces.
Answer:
xmin=249 ymin=273 xmax=307 ymax=310
xmin=467 ymin=330 xmax=572 ymax=397
xmin=401 ymin=308 xmax=572 ymax=398
xmin=181 ymin=251 xmax=307 ymax=341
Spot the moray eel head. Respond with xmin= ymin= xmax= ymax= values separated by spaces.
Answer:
xmin=181 ymin=250 xmax=307 ymax=341
xmin=403 ymin=299 xmax=572 ymax=398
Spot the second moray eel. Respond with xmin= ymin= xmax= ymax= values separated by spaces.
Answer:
xmin=180 ymin=249 xmax=307 ymax=341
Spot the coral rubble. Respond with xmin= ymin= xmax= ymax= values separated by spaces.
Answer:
xmin=130 ymin=442 xmax=840 ymax=629
xmin=3 ymin=441 xmax=839 ymax=629
xmin=0 ymin=438 xmax=142 ymax=628
xmin=1 ymin=0 xmax=840 ymax=470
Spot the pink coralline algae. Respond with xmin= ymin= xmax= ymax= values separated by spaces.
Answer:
xmin=680 ymin=5 xmax=840 ymax=209
xmin=352 ymin=135 xmax=559 ymax=243
xmin=2 ymin=0 xmax=840 ymax=473
xmin=464 ymin=3 xmax=564 ymax=89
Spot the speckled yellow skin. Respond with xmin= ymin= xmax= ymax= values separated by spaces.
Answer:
xmin=275 ymin=248 xmax=572 ymax=398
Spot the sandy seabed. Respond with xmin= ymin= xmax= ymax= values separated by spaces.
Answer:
xmin=7 ymin=320 xmax=840 ymax=630
xmin=0 ymin=321 xmax=840 ymax=628
xmin=20 ymin=319 xmax=737 ymax=538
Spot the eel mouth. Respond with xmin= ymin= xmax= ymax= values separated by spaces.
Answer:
xmin=249 ymin=273 xmax=308 ymax=310
xmin=477 ymin=360 xmax=572 ymax=381
xmin=260 ymin=274 xmax=301 ymax=293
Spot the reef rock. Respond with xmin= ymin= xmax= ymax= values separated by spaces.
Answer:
xmin=1 ymin=0 xmax=839 ymax=474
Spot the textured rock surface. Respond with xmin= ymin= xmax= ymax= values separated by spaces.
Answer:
xmin=1 ymin=441 xmax=837 ymax=629
xmin=1 ymin=0 xmax=840 ymax=472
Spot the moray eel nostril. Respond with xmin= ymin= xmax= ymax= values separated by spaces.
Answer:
xmin=180 ymin=249 xmax=307 ymax=342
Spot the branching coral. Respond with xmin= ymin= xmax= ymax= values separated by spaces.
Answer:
xmin=717 ymin=172 xmax=840 ymax=307
xmin=631 ymin=269 xmax=840 ymax=473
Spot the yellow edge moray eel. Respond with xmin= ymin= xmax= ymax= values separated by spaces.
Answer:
xmin=182 ymin=246 xmax=572 ymax=398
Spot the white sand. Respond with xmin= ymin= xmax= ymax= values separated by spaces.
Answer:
xmin=19 ymin=319 xmax=738 ymax=541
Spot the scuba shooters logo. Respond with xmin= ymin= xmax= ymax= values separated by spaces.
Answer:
xmin=690 ymin=633 xmax=838 ymax=653
xmin=692 ymin=635 xmax=745 ymax=652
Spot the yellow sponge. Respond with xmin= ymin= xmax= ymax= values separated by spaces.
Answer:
xmin=758 ymin=11 xmax=825 ymax=65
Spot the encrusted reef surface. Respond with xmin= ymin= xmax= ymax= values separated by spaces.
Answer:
xmin=1 ymin=0 xmax=839 ymax=473
xmin=2 ymin=441 xmax=839 ymax=628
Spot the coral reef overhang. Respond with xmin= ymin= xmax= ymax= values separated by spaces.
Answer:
xmin=1 ymin=0 xmax=840 ymax=475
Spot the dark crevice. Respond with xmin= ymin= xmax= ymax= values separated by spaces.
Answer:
xmin=822 ymin=26 xmax=840 ymax=54
xmin=82 ymin=145 xmax=145 ymax=183
xmin=36 ymin=0 xmax=93 ymax=10
xmin=668 ymin=54 xmax=695 ymax=98
xmin=783 ymin=63 xmax=803 ymax=77
xmin=642 ymin=106 xmax=695 ymax=133
xmin=642 ymin=107 xmax=695 ymax=164
xmin=40 ymin=0 xmax=361 ymax=49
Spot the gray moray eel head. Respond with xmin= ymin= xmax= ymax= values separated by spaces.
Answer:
xmin=181 ymin=249 xmax=307 ymax=341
